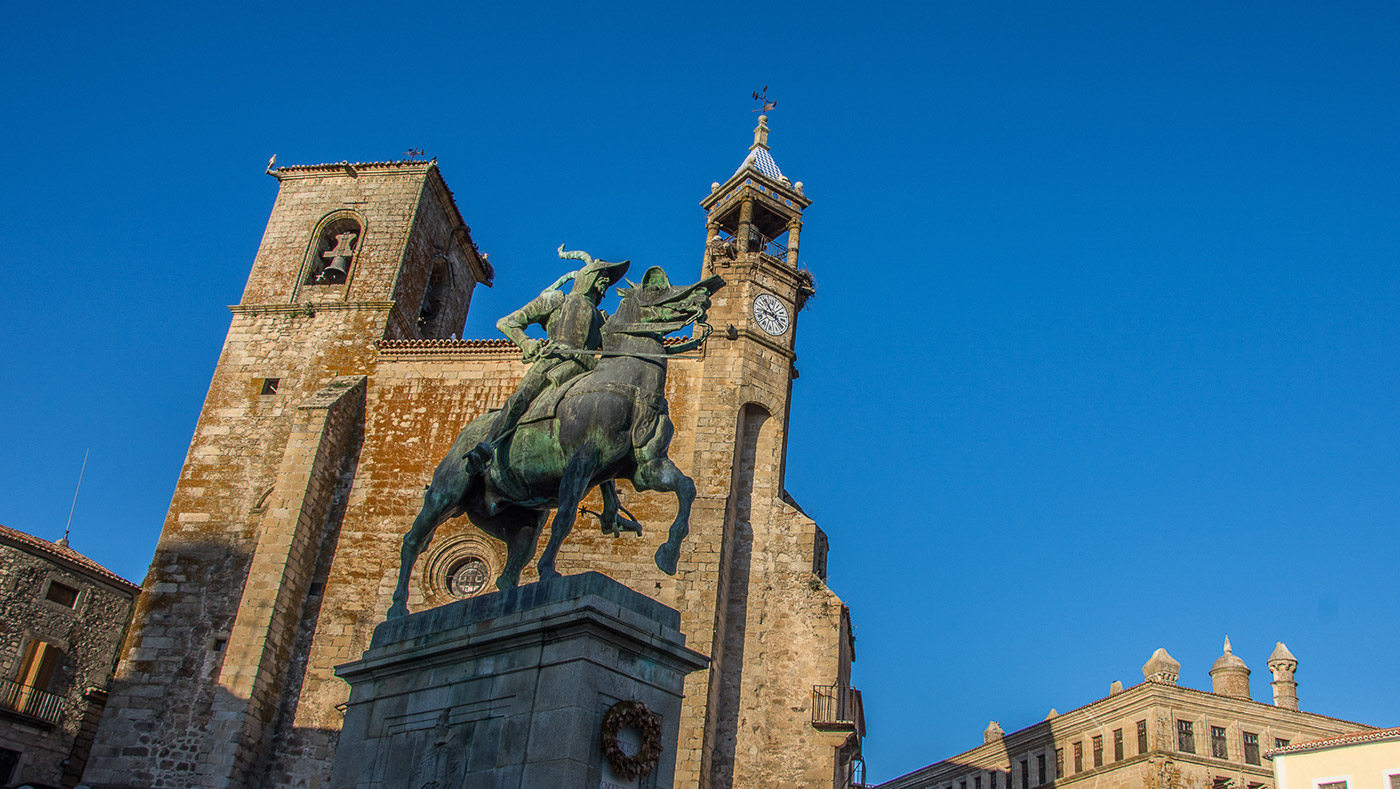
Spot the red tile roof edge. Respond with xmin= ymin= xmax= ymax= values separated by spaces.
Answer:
xmin=378 ymin=336 xmax=689 ymax=354
xmin=1265 ymin=726 xmax=1400 ymax=758
xmin=0 ymin=524 xmax=141 ymax=593
xmin=271 ymin=159 xmax=434 ymax=174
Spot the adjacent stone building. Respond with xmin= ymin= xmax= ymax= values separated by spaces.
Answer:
xmin=0 ymin=524 xmax=140 ymax=787
xmin=84 ymin=117 xmax=861 ymax=788
xmin=878 ymin=641 xmax=1376 ymax=789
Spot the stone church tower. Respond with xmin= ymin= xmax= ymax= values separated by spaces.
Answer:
xmin=85 ymin=121 xmax=859 ymax=789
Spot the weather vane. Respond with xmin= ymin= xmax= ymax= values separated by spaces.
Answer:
xmin=751 ymin=86 xmax=776 ymax=114
xmin=404 ymin=148 xmax=425 ymax=161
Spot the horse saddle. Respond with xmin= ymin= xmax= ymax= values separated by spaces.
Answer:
xmin=517 ymin=374 xmax=587 ymax=427
xmin=562 ymin=379 xmax=669 ymax=449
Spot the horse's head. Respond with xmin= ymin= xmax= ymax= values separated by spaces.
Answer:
xmin=608 ymin=267 xmax=725 ymax=337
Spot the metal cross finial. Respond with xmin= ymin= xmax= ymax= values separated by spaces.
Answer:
xmin=751 ymin=86 xmax=777 ymax=114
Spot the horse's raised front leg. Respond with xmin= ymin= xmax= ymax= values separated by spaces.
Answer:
xmin=388 ymin=484 xmax=460 ymax=619
xmin=496 ymin=509 xmax=547 ymax=590
xmin=634 ymin=455 xmax=696 ymax=576
xmin=536 ymin=446 xmax=598 ymax=582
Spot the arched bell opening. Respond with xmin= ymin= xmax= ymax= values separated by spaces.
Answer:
xmin=302 ymin=212 xmax=365 ymax=289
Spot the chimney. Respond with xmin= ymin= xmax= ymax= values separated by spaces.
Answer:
xmin=1267 ymin=642 xmax=1299 ymax=710
xmin=984 ymin=721 xmax=1005 ymax=744
xmin=1142 ymin=648 xmax=1180 ymax=685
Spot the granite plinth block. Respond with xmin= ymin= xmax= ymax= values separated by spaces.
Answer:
xmin=330 ymin=572 xmax=709 ymax=789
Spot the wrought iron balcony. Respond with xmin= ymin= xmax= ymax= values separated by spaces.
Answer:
xmin=843 ymin=756 xmax=871 ymax=789
xmin=0 ymin=677 xmax=64 ymax=725
xmin=715 ymin=228 xmax=789 ymax=264
xmin=812 ymin=683 xmax=865 ymax=736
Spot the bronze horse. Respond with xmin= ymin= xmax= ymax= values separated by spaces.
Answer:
xmin=388 ymin=267 xmax=723 ymax=618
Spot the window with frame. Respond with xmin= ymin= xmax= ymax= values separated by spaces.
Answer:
xmin=1318 ymin=782 xmax=1347 ymax=789
xmin=976 ymin=776 xmax=982 ymax=789
xmin=1274 ymin=738 xmax=1290 ymax=749
xmin=1021 ymin=759 xmax=1028 ymax=788
xmin=1113 ymin=728 xmax=1124 ymax=761
xmin=1137 ymin=719 xmax=1148 ymax=754
xmin=1055 ymin=749 xmax=1063 ymax=778
xmin=0 ymin=747 xmax=18 ymax=785
xmin=1211 ymin=726 xmax=1228 ymax=759
xmin=990 ymin=771 xmax=997 ymax=789
xmin=1093 ymin=735 xmax=1104 ymax=767
xmin=16 ymin=640 xmax=61 ymax=692
xmin=1073 ymin=742 xmax=1083 ymax=773
xmin=1037 ymin=754 xmax=1045 ymax=785
xmin=961 ymin=780 xmax=966 ymax=789
xmin=1242 ymin=732 xmax=1259 ymax=765
xmin=1178 ymin=720 xmax=1196 ymax=753
xmin=1388 ymin=773 xmax=1400 ymax=789
xmin=45 ymin=580 xmax=78 ymax=607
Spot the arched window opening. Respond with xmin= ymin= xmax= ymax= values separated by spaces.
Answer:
xmin=306 ymin=216 xmax=362 ymax=286
xmin=417 ymin=255 xmax=453 ymax=337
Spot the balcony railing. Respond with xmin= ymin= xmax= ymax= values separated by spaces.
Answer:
xmin=0 ymin=677 xmax=64 ymax=725
xmin=812 ymin=683 xmax=865 ymax=737
xmin=716 ymin=228 xmax=789 ymax=264
xmin=843 ymin=756 xmax=872 ymax=789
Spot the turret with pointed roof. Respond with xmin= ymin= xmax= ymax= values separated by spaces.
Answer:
xmin=1268 ymin=641 xmax=1300 ymax=710
xmin=1209 ymin=635 xmax=1252 ymax=700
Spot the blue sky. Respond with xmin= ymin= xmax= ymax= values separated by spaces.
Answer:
xmin=2 ymin=1 xmax=1398 ymax=782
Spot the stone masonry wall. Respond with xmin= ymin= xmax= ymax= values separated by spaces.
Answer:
xmin=0 ymin=541 xmax=137 ymax=786
xmin=85 ymin=164 xmax=480 ymax=789
xmin=254 ymin=326 xmax=850 ymax=789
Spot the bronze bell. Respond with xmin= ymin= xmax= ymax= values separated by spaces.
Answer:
xmin=318 ymin=231 xmax=357 ymax=284
xmin=319 ymin=254 xmax=350 ymax=283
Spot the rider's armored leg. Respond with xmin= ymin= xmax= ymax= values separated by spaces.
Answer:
xmin=465 ymin=366 xmax=550 ymax=473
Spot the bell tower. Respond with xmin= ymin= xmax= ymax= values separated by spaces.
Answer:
xmin=85 ymin=160 xmax=492 ymax=789
xmin=699 ymin=113 xmax=814 ymax=358
xmin=673 ymin=115 xmax=860 ymax=788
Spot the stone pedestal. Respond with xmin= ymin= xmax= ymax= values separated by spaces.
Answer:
xmin=330 ymin=572 xmax=708 ymax=789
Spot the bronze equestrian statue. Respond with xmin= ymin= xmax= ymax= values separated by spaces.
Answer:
xmin=388 ymin=251 xmax=723 ymax=618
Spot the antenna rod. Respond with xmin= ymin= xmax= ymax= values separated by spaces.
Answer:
xmin=63 ymin=448 xmax=89 ymax=546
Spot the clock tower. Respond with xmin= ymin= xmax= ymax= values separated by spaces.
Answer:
xmin=699 ymin=112 xmax=813 ymax=356
xmin=671 ymin=116 xmax=859 ymax=788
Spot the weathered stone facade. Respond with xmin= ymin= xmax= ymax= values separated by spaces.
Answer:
xmin=877 ymin=644 xmax=1376 ymax=789
xmin=86 ymin=122 xmax=859 ymax=788
xmin=0 ymin=524 xmax=140 ymax=787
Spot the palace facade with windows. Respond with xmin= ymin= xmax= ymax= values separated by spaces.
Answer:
xmin=878 ymin=642 xmax=1378 ymax=789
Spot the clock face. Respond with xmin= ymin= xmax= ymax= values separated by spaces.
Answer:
xmin=752 ymin=293 xmax=790 ymax=336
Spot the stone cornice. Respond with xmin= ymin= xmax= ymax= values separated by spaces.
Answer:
xmin=701 ymin=167 xmax=811 ymax=211
xmin=230 ymin=301 xmax=399 ymax=316
xmin=270 ymin=160 xmax=435 ymax=180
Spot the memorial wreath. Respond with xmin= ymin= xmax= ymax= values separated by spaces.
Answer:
xmin=600 ymin=700 xmax=663 ymax=780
